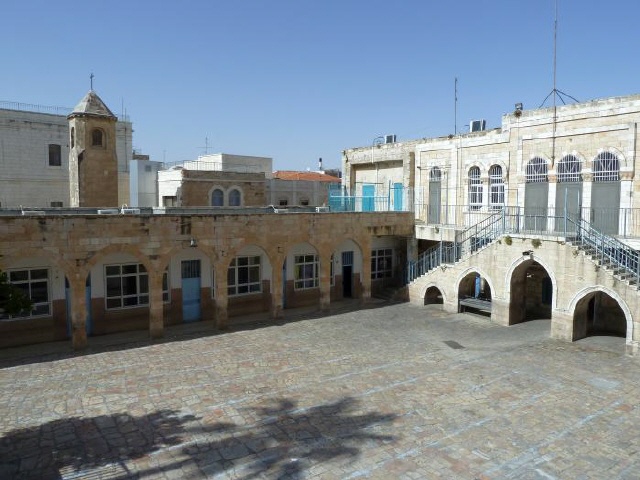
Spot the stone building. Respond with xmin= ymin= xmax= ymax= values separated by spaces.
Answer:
xmin=343 ymin=93 xmax=640 ymax=355
xmin=0 ymin=211 xmax=413 ymax=349
xmin=0 ymin=95 xmax=133 ymax=208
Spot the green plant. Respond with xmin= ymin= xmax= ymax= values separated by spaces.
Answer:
xmin=504 ymin=235 xmax=512 ymax=246
xmin=531 ymin=238 xmax=542 ymax=249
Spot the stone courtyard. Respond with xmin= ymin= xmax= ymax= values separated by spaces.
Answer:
xmin=1 ymin=302 xmax=639 ymax=479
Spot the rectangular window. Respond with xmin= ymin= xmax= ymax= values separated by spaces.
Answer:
xmin=227 ymin=256 xmax=261 ymax=296
xmin=162 ymin=269 xmax=170 ymax=303
xmin=469 ymin=184 xmax=483 ymax=210
xmin=48 ymin=144 xmax=62 ymax=167
xmin=163 ymin=196 xmax=177 ymax=207
xmin=105 ymin=263 xmax=149 ymax=309
xmin=294 ymin=254 xmax=319 ymax=289
xmin=489 ymin=183 xmax=505 ymax=210
xmin=371 ymin=249 xmax=393 ymax=279
xmin=0 ymin=268 xmax=50 ymax=319
xmin=50 ymin=201 xmax=63 ymax=208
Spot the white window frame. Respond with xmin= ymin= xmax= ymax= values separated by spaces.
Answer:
xmin=468 ymin=167 xmax=483 ymax=211
xmin=489 ymin=165 xmax=504 ymax=210
xmin=0 ymin=268 xmax=50 ymax=319
xmin=228 ymin=256 xmax=262 ymax=296
xmin=371 ymin=248 xmax=393 ymax=279
xmin=593 ymin=152 xmax=620 ymax=182
xmin=105 ymin=263 xmax=149 ymax=310
xmin=294 ymin=254 xmax=319 ymax=289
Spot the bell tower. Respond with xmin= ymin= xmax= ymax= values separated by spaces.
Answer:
xmin=68 ymin=89 xmax=119 ymax=207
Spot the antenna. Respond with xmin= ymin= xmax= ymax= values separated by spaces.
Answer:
xmin=539 ymin=0 xmax=577 ymax=165
xmin=199 ymin=136 xmax=211 ymax=155
xmin=454 ymin=77 xmax=458 ymax=135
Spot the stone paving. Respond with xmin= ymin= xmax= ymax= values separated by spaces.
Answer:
xmin=1 ymin=302 xmax=639 ymax=479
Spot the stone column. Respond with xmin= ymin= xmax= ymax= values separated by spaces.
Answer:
xmin=68 ymin=276 xmax=87 ymax=350
xmin=361 ymin=244 xmax=372 ymax=304
xmin=148 ymin=269 xmax=164 ymax=339
xmin=214 ymin=264 xmax=228 ymax=329
xmin=270 ymin=255 xmax=284 ymax=319
xmin=550 ymin=310 xmax=574 ymax=342
xmin=319 ymin=254 xmax=331 ymax=311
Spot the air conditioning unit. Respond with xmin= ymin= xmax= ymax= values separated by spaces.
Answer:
xmin=470 ymin=120 xmax=486 ymax=132
xmin=384 ymin=134 xmax=397 ymax=144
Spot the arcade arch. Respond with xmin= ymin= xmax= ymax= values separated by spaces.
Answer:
xmin=508 ymin=258 xmax=553 ymax=325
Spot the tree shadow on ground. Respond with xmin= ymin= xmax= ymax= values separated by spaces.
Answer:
xmin=0 ymin=397 xmax=396 ymax=479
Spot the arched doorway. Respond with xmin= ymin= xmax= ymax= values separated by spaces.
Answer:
xmin=509 ymin=259 xmax=552 ymax=324
xmin=591 ymin=152 xmax=620 ymax=234
xmin=573 ymin=291 xmax=627 ymax=340
xmin=424 ymin=286 xmax=444 ymax=305
xmin=458 ymin=272 xmax=492 ymax=316
xmin=524 ymin=157 xmax=549 ymax=232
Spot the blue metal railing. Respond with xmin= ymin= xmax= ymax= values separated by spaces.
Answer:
xmin=407 ymin=209 xmax=640 ymax=290
xmin=568 ymin=217 xmax=639 ymax=288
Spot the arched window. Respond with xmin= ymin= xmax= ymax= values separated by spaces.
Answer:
xmin=557 ymin=155 xmax=582 ymax=182
xmin=489 ymin=165 xmax=504 ymax=209
xmin=468 ymin=166 xmax=482 ymax=210
xmin=593 ymin=152 xmax=620 ymax=181
xmin=525 ymin=157 xmax=548 ymax=183
xmin=91 ymin=128 xmax=104 ymax=147
xmin=429 ymin=167 xmax=441 ymax=181
xmin=211 ymin=188 xmax=224 ymax=206
xmin=228 ymin=188 xmax=241 ymax=206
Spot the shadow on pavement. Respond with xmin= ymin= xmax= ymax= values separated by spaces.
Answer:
xmin=0 ymin=298 xmax=397 ymax=369
xmin=0 ymin=397 xmax=397 ymax=479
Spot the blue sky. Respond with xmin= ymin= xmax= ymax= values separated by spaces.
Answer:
xmin=2 ymin=0 xmax=639 ymax=171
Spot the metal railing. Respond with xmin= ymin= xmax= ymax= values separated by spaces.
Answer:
xmin=328 ymin=188 xmax=415 ymax=213
xmin=415 ymin=204 xmax=640 ymax=238
xmin=568 ymin=217 xmax=639 ymax=288
xmin=407 ymin=208 xmax=640 ymax=289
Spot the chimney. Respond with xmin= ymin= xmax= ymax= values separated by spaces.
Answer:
xmin=318 ymin=157 xmax=323 ymax=171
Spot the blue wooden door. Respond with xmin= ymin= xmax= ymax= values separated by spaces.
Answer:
xmin=393 ymin=183 xmax=403 ymax=211
xmin=181 ymin=260 xmax=201 ymax=322
xmin=362 ymin=184 xmax=375 ymax=212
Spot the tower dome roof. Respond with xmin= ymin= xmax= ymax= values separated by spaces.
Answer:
xmin=68 ymin=90 xmax=116 ymax=119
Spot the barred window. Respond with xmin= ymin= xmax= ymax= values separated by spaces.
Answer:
xmin=489 ymin=165 xmax=504 ymax=209
xmin=371 ymin=248 xmax=393 ymax=279
xmin=294 ymin=254 xmax=319 ymax=289
xmin=228 ymin=256 xmax=261 ymax=296
xmin=430 ymin=167 xmax=442 ymax=181
xmin=468 ymin=167 xmax=483 ymax=210
xmin=525 ymin=157 xmax=548 ymax=183
xmin=557 ymin=155 xmax=582 ymax=183
xmin=593 ymin=152 xmax=620 ymax=181
xmin=105 ymin=263 xmax=149 ymax=309
xmin=0 ymin=268 xmax=50 ymax=319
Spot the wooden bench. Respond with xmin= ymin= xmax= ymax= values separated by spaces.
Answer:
xmin=458 ymin=297 xmax=492 ymax=314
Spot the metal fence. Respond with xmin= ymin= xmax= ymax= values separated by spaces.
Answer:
xmin=415 ymin=204 xmax=640 ymax=238
xmin=407 ymin=209 xmax=640 ymax=289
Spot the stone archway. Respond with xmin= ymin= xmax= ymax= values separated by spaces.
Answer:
xmin=509 ymin=259 xmax=552 ymax=325
xmin=424 ymin=286 xmax=444 ymax=305
xmin=573 ymin=291 xmax=627 ymax=340
xmin=458 ymin=271 xmax=492 ymax=316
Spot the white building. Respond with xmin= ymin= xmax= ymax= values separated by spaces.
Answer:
xmin=0 ymin=99 xmax=133 ymax=208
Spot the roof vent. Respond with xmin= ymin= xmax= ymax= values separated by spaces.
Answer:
xmin=470 ymin=120 xmax=486 ymax=132
xmin=384 ymin=134 xmax=397 ymax=144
